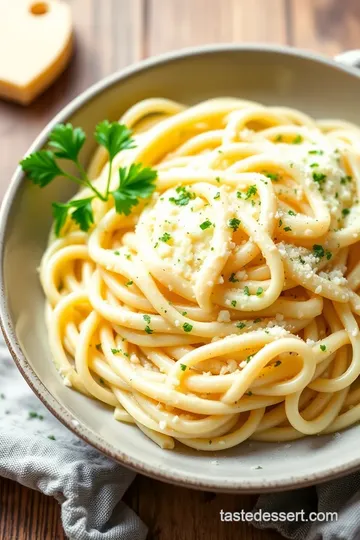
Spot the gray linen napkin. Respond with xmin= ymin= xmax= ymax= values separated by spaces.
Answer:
xmin=254 ymin=471 xmax=360 ymax=539
xmin=0 ymin=334 xmax=148 ymax=540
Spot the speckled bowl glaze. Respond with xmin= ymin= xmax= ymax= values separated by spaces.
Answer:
xmin=2 ymin=44 xmax=360 ymax=493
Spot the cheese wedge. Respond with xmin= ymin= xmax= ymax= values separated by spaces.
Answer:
xmin=0 ymin=0 xmax=73 ymax=105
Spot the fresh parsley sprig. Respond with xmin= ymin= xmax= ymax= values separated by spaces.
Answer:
xmin=20 ymin=121 xmax=157 ymax=236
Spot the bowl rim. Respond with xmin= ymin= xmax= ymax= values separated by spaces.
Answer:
xmin=2 ymin=42 xmax=360 ymax=493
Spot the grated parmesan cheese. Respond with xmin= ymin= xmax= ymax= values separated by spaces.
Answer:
xmin=217 ymin=310 xmax=231 ymax=323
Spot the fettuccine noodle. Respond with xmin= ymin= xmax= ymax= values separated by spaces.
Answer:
xmin=40 ymin=97 xmax=360 ymax=450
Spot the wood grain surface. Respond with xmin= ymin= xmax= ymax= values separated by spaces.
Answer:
xmin=0 ymin=0 xmax=358 ymax=538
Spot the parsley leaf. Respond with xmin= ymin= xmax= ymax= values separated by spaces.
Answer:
xmin=52 ymin=202 xmax=70 ymax=237
xmin=313 ymin=244 xmax=325 ymax=258
xmin=340 ymin=175 xmax=352 ymax=185
xmin=183 ymin=322 xmax=193 ymax=333
xmin=169 ymin=186 xmax=195 ymax=206
xmin=229 ymin=217 xmax=241 ymax=231
xmin=264 ymin=172 xmax=279 ymax=182
xmin=111 ymin=163 xmax=157 ymax=215
xmin=237 ymin=185 xmax=258 ymax=199
xmin=245 ymin=185 xmax=257 ymax=199
xmin=49 ymin=123 xmax=86 ymax=161
xmin=95 ymin=121 xmax=135 ymax=161
xmin=71 ymin=198 xmax=95 ymax=232
xmin=28 ymin=411 xmax=43 ymax=420
xmin=311 ymin=245 xmax=332 ymax=261
xmin=159 ymin=232 xmax=171 ymax=243
xmin=117 ymin=163 xmax=157 ymax=197
xmin=312 ymin=172 xmax=327 ymax=185
xmin=292 ymin=135 xmax=303 ymax=144
xmin=200 ymin=220 xmax=212 ymax=230
xmin=52 ymin=197 xmax=94 ymax=236
xmin=20 ymin=150 xmax=63 ymax=187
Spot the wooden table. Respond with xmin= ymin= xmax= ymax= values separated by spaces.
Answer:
xmin=1 ymin=1 xmax=359 ymax=538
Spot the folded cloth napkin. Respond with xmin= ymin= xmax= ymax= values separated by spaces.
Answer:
xmin=254 ymin=470 xmax=360 ymax=539
xmin=0 ymin=334 xmax=148 ymax=540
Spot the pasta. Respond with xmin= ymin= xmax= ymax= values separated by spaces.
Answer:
xmin=40 ymin=97 xmax=360 ymax=451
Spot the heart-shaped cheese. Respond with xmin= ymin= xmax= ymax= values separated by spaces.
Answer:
xmin=0 ymin=0 xmax=73 ymax=105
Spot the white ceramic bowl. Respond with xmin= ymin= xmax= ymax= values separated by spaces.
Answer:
xmin=2 ymin=44 xmax=360 ymax=493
